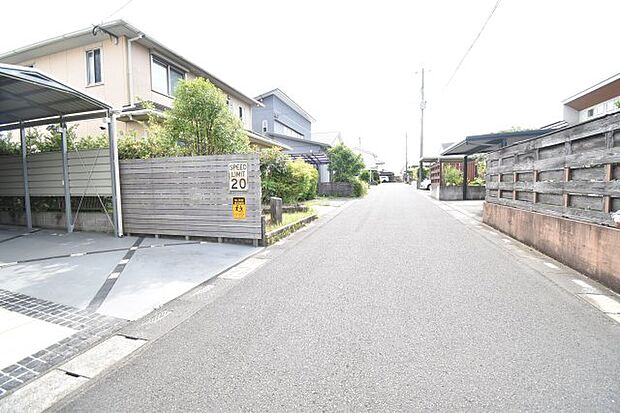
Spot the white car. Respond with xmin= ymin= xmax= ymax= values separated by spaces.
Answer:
xmin=420 ymin=178 xmax=431 ymax=190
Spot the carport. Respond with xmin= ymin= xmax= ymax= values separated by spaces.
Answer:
xmin=438 ymin=129 xmax=553 ymax=200
xmin=0 ymin=64 xmax=122 ymax=236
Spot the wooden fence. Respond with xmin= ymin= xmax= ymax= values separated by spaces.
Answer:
xmin=0 ymin=149 xmax=112 ymax=197
xmin=119 ymin=153 xmax=262 ymax=241
xmin=486 ymin=113 xmax=620 ymax=227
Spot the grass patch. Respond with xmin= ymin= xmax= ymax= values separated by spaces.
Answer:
xmin=266 ymin=209 xmax=316 ymax=232
xmin=303 ymin=197 xmax=343 ymax=207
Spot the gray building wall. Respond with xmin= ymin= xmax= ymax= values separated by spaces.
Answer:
xmin=252 ymin=94 xmax=311 ymax=139
xmin=252 ymin=95 xmax=275 ymax=134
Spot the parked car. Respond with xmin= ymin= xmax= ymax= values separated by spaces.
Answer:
xmin=380 ymin=175 xmax=390 ymax=183
xmin=420 ymin=178 xmax=431 ymax=190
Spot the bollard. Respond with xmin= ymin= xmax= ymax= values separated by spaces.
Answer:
xmin=270 ymin=197 xmax=283 ymax=225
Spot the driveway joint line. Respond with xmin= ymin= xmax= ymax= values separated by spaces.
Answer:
xmin=0 ymin=228 xmax=41 ymax=244
xmin=86 ymin=238 xmax=144 ymax=313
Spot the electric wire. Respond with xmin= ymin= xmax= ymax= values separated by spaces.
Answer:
xmin=446 ymin=0 xmax=503 ymax=86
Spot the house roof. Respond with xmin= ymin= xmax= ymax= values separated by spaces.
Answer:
xmin=245 ymin=130 xmax=292 ymax=150
xmin=562 ymin=72 xmax=620 ymax=111
xmin=312 ymin=131 xmax=342 ymax=145
xmin=441 ymin=130 xmax=553 ymax=156
xmin=0 ymin=63 xmax=110 ymax=131
xmin=0 ymin=20 xmax=261 ymax=108
xmin=255 ymin=89 xmax=316 ymax=122
xmin=267 ymin=132 xmax=331 ymax=148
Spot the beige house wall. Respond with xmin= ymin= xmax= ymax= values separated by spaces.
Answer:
xmin=13 ymin=35 xmax=253 ymax=139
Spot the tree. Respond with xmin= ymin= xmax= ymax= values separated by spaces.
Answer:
xmin=327 ymin=143 xmax=365 ymax=182
xmin=161 ymin=78 xmax=250 ymax=155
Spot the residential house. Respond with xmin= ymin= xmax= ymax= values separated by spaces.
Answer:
xmin=563 ymin=72 xmax=620 ymax=124
xmin=0 ymin=20 xmax=285 ymax=150
xmin=252 ymin=89 xmax=331 ymax=182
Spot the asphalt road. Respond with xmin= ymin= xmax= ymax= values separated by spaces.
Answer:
xmin=55 ymin=184 xmax=620 ymax=411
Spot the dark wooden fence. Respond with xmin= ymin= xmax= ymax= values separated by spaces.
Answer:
xmin=486 ymin=113 xmax=620 ymax=227
xmin=318 ymin=182 xmax=353 ymax=197
xmin=120 ymin=154 xmax=262 ymax=241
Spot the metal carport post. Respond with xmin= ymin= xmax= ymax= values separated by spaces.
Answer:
xmin=59 ymin=119 xmax=73 ymax=233
xmin=19 ymin=123 xmax=32 ymax=231
xmin=107 ymin=110 xmax=123 ymax=237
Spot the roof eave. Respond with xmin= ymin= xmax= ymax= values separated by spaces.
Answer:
xmin=562 ymin=72 xmax=620 ymax=106
xmin=255 ymin=88 xmax=315 ymax=122
xmin=0 ymin=20 xmax=262 ymax=108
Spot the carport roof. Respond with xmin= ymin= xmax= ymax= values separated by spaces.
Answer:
xmin=0 ymin=64 xmax=111 ymax=131
xmin=441 ymin=129 xmax=553 ymax=156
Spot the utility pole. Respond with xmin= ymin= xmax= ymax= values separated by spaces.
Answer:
xmin=418 ymin=68 xmax=426 ymax=188
xmin=405 ymin=132 xmax=409 ymax=183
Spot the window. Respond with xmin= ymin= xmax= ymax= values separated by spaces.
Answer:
xmin=262 ymin=120 xmax=268 ymax=133
xmin=227 ymin=96 xmax=233 ymax=112
xmin=151 ymin=56 xmax=185 ymax=96
xmin=587 ymin=108 xmax=594 ymax=118
xmin=86 ymin=48 xmax=102 ymax=85
xmin=239 ymin=106 xmax=244 ymax=121
xmin=274 ymin=121 xmax=304 ymax=139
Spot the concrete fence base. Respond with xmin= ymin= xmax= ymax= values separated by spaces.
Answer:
xmin=430 ymin=185 xmax=486 ymax=201
xmin=0 ymin=211 xmax=114 ymax=233
xmin=483 ymin=202 xmax=620 ymax=293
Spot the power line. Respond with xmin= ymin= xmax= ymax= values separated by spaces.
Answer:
xmin=446 ymin=0 xmax=503 ymax=86
xmin=104 ymin=0 xmax=135 ymax=21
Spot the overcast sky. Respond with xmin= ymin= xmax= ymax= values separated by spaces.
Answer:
xmin=2 ymin=0 xmax=619 ymax=171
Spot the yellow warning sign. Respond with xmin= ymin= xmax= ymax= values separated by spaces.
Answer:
xmin=232 ymin=197 xmax=246 ymax=220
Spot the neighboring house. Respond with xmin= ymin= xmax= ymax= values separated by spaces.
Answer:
xmin=351 ymin=146 xmax=384 ymax=172
xmin=0 ymin=20 xmax=285 ymax=150
xmin=563 ymin=72 xmax=620 ymax=124
xmin=253 ymin=88 xmax=314 ymax=140
xmin=312 ymin=131 xmax=343 ymax=146
xmin=252 ymin=89 xmax=332 ymax=182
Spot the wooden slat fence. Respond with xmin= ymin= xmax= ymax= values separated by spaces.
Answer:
xmin=0 ymin=149 xmax=112 ymax=197
xmin=486 ymin=112 xmax=620 ymax=227
xmin=119 ymin=153 xmax=262 ymax=240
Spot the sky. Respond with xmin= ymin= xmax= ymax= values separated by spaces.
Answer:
xmin=2 ymin=0 xmax=620 ymax=171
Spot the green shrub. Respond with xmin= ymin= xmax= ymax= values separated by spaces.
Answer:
xmin=359 ymin=169 xmax=370 ymax=183
xmin=351 ymin=177 xmax=369 ymax=197
xmin=443 ymin=165 xmax=463 ymax=186
xmin=116 ymin=131 xmax=183 ymax=160
xmin=0 ymin=134 xmax=19 ymax=155
xmin=288 ymin=159 xmax=318 ymax=201
xmin=260 ymin=148 xmax=318 ymax=203
xmin=468 ymin=177 xmax=485 ymax=186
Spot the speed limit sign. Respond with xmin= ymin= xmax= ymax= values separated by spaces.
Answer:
xmin=229 ymin=162 xmax=248 ymax=191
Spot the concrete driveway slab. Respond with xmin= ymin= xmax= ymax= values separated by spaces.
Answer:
xmin=0 ymin=229 xmax=138 ymax=263
xmin=0 ymin=251 xmax=126 ymax=309
xmin=97 ymin=242 xmax=258 ymax=320
xmin=0 ymin=226 xmax=28 ymax=243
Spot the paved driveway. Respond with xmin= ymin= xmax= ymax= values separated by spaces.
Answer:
xmin=0 ymin=225 xmax=258 ymax=397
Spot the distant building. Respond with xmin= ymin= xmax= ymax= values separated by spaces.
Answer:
xmin=563 ymin=72 xmax=620 ymax=124
xmin=252 ymin=89 xmax=332 ymax=182
xmin=351 ymin=146 xmax=383 ymax=171
xmin=253 ymin=89 xmax=314 ymax=140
